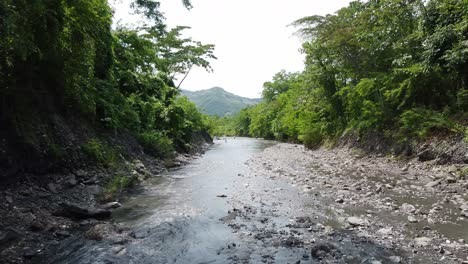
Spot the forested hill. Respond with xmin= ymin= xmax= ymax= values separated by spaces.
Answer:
xmin=181 ymin=87 xmax=261 ymax=116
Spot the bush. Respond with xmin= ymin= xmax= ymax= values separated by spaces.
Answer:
xmin=399 ymin=108 xmax=453 ymax=139
xmin=82 ymin=138 xmax=119 ymax=167
xmin=102 ymin=174 xmax=136 ymax=201
xmin=301 ymin=126 xmax=323 ymax=149
xmin=138 ymin=131 xmax=175 ymax=158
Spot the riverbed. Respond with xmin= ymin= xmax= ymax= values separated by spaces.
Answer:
xmin=44 ymin=138 xmax=468 ymax=263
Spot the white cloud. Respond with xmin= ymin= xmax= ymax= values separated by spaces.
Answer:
xmin=112 ymin=0 xmax=352 ymax=98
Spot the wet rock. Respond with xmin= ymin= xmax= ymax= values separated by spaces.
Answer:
xmin=414 ymin=237 xmax=432 ymax=247
xmin=55 ymin=203 xmax=111 ymax=220
xmin=220 ymin=210 xmax=238 ymax=222
xmin=281 ymin=236 xmax=303 ymax=247
xmin=101 ymin=202 xmax=122 ymax=210
xmin=311 ymin=243 xmax=334 ymax=259
xmin=347 ymin=217 xmax=365 ymax=226
xmin=85 ymin=224 xmax=116 ymax=241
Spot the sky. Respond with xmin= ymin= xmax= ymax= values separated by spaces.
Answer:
xmin=112 ymin=0 xmax=352 ymax=98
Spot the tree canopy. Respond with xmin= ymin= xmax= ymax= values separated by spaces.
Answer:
xmin=224 ymin=0 xmax=467 ymax=147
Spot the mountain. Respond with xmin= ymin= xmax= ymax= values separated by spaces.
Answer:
xmin=181 ymin=87 xmax=262 ymax=116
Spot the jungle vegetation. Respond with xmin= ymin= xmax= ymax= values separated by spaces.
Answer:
xmin=218 ymin=0 xmax=468 ymax=148
xmin=0 ymin=0 xmax=215 ymax=161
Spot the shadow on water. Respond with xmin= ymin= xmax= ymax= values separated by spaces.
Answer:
xmin=43 ymin=138 xmax=406 ymax=264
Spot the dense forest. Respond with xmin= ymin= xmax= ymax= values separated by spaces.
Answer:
xmin=0 ymin=0 xmax=215 ymax=175
xmin=217 ymin=0 xmax=467 ymax=150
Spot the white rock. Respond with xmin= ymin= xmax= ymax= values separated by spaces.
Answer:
xmin=414 ymin=237 xmax=432 ymax=247
xmin=347 ymin=217 xmax=365 ymax=226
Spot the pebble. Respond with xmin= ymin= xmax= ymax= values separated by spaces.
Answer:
xmin=347 ymin=217 xmax=365 ymax=226
xmin=414 ymin=237 xmax=432 ymax=247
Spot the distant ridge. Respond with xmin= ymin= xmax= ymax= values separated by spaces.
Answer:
xmin=181 ymin=87 xmax=261 ymax=116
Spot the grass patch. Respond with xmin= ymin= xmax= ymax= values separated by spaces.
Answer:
xmin=82 ymin=138 xmax=119 ymax=167
xmin=102 ymin=174 xmax=136 ymax=201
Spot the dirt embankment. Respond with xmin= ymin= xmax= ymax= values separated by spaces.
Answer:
xmin=246 ymin=143 xmax=468 ymax=263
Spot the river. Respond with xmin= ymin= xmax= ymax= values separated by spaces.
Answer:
xmin=43 ymin=137 xmax=466 ymax=263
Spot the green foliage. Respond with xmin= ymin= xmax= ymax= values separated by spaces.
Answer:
xmin=0 ymin=0 xmax=215 ymax=167
xmin=102 ymin=174 xmax=137 ymax=201
xmin=464 ymin=128 xmax=468 ymax=144
xmin=399 ymin=108 xmax=454 ymax=139
xmin=138 ymin=131 xmax=175 ymax=158
xmin=224 ymin=0 xmax=466 ymax=148
xmin=82 ymin=138 xmax=119 ymax=167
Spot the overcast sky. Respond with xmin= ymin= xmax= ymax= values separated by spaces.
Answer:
xmin=112 ymin=0 xmax=351 ymax=98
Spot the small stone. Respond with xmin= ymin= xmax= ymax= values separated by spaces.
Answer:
xmin=414 ymin=237 xmax=432 ymax=247
xmin=347 ymin=217 xmax=365 ymax=226
xmin=459 ymin=203 xmax=468 ymax=211
xmin=101 ymin=202 xmax=122 ymax=210
xmin=65 ymin=175 xmax=78 ymax=187
xmin=377 ymin=227 xmax=393 ymax=235
xmin=408 ymin=216 xmax=418 ymax=223
xmin=375 ymin=186 xmax=383 ymax=193
xmin=401 ymin=203 xmax=416 ymax=214
xmin=426 ymin=180 xmax=441 ymax=188
xmin=216 ymin=194 xmax=227 ymax=198
xmin=389 ymin=256 xmax=401 ymax=263
xmin=47 ymin=183 xmax=58 ymax=194
xmin=75 ymin=169 xmax=87 ymax=177
xmin=5 ymin=196 xmax=13 ymax=204
xmin=55 ymin=230 xmax=71 ymax=238
xmin=30 ymin=221 xmax=44 ymax=232
xmin=23 ymin=248 xmax=38 ymax=259
xmin=335 ymin=198 xmax=344 ymax=203
xmin=460 ymin=210 xmax=468 ymax=218
xmin=446 ymin=177 xmax=457 ymax=184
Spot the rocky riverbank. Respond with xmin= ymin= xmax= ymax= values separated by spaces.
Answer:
xmin=0 ymin=151 xmax=204 ymax=264
xmin=241 ymin=143 xmax=468 ymax=263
